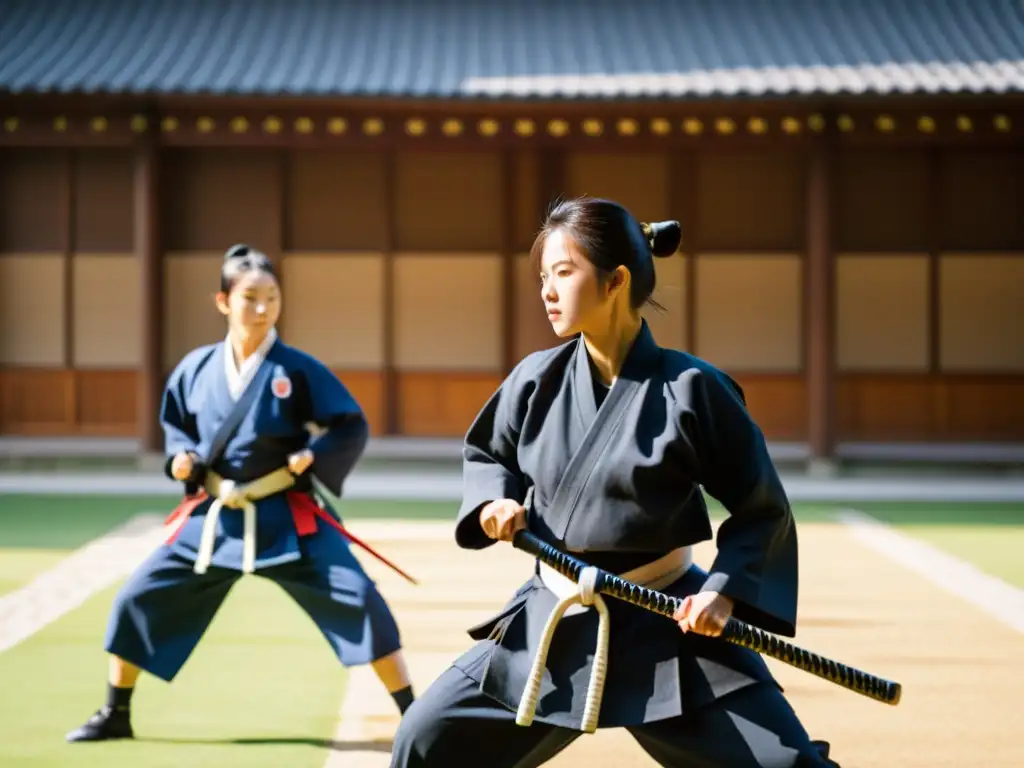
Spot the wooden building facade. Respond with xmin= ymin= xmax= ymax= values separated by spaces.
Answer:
xmin=1 ymin=2 xmax=1023 ymax=458
xmin=1 ymin=98 xmax=1022 ymax=456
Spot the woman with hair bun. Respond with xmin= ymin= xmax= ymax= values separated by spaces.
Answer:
xmin=391 ymin=198 xmax=838 ymax=766
xmin=67 ymin=243 xmax=415 ymax=743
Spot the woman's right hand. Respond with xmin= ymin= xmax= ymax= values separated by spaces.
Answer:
xmin=478 ymin=499 xmax=527 ymax=542
xmin=170 ymin=452 xmax=195 ymax=481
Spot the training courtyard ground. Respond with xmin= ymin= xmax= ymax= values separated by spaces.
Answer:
xmin=1 ymin=466 xmax=1022 ymax=767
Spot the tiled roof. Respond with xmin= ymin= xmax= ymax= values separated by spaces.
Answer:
xmin=1 ymin=0 xmax=1022 ymax=100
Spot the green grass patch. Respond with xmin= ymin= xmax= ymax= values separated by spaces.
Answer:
xmin=0 ymin=496 xmax=171 ymax=549
xmin=706 ymin=500 xmax=1024 ymax=587
xmin=0 ymin=576 xmax=350 ymax=768
xmin=0 ymin=495 xmax=457 ymax=549
xmin=837 ymin=502 xmax=1024 ymax=588
xmin=0 ymin=493 xmax=455 ymax=595
xmin=0 ymin=549 xmax=68 ymax=596
xmin=334 ymin=498 xmax=456 ymax=520
xmin=887 ymin=525 xmax=1024 ymax=587
xmin=0 ymin=496 xmax=172 ymax=594
xmin=846 ymin=501 xmax=1024 ymax=527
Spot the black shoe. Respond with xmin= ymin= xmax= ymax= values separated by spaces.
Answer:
xmin=65 ymin=706 xmax=134 ymax=743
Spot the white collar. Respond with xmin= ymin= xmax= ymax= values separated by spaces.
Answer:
xmin=224 ymin=327 xmax=278 ymax=401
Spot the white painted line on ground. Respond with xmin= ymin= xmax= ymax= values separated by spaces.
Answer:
xmin=836 ymin=508 xmax=1024 ymax=634
xmin=0 ymin=513 xmax=167 ymax=654
xmin=322 ymin=651 xmax=457 ymax=767
xmin=323 ymin=665 xmax=395 ymax=768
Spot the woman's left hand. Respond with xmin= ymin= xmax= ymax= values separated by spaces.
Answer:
xmin=288 ymin=449 xmax=314 ymax=476
xmin=673 ymin=591 xmax=735 ymax=637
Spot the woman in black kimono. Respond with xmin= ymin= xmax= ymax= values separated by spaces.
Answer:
xmin=390 ymin=197 xmax=839 ymax=767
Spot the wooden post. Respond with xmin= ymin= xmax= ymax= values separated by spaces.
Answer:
xmin=806 ymin=142 xmax=836 ymax=468
xmin=926 ymin=147 xmax=941 ymax=376
xmin=672 ymin=150 xmax=698 ymax=353
xmin=276 ymin=149 xmax=289 ymax=339
xmin=135 ymin=125 xmax=163 ymax=454
xmin=501 ymin=149 xmax=517 ymax=375
xmin=382 ymin=151 xmax=398 ymax=435
xmin=537 ymin=148 xmax=565 ymax=219
xmin=925 ymin=147 xmax=943 ymax=440
xmin=59 ymin=150 xmax=77 ymax=430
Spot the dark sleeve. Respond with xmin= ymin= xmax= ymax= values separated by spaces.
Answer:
xmin=159 ymin=359 xmax=202 ymax=483
xmin=455 ymin=365 xmax=533 ymax=550
xmin=686 ymin=367 xmax=799 ymax=637
xmin=297 ymin=358 xmax=369 ymax=497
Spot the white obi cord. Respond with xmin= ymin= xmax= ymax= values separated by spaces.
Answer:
xmin=192 ymin=479 xmax=257 ymax=575
xmin=517 ymin=546 xmax=694 ymax=734
xmin=192 ymin=468 xmax=296 ymax=576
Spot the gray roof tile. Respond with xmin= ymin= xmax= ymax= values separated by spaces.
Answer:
xmin=1 ymin=0 xmax=1022 ymax=99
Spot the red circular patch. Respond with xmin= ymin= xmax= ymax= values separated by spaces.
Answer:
xmin=271 ymin=375 xmax=292 ymax=399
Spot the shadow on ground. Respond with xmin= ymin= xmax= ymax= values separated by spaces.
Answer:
xmin=138 ymin=735 xmax=393 ymax=752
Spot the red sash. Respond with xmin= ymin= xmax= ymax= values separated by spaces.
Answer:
xmin=162 ymin=491 xmax=418 ymax=584
xmin=164 ymin=490 xmax=319 ymax=543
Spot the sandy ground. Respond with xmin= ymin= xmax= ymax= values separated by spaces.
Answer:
xmin=331 ymin=520 xmax=1022 ymax=767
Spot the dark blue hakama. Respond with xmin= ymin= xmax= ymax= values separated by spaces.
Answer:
xmin=102 ymin=336 xmax=405 ymax=683
xmin=104 ymin=501 xmax=403 ymax=682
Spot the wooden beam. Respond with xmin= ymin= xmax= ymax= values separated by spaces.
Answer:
xmin=276 ymin=149 xmax=289 ymax=339
xmin=382 ymin=151 xmax=398 ymax=435
xmin=1 ymin=103 xmax=1021 ymax=150
xmin=672 ymin=149 xmax=698 ymax=353
xmin=537 ymin=147 xmax=566 ymax=218
xmin=805 ymin=142 xmax=837 ymax=462
xmin=135 ymin=124 xmax=163 ymax=453
xmin=926 ymin=148 xmax=942 ymax=375
xmin=501 ymin=149 xmax=517 ymax=375
xmin=59 ymin=149 xmax=77 ymax=428
xmin=2 ymin=88 xmax=1021 ymax=116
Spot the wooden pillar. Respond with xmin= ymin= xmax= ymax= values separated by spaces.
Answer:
xmin=382 ymin=151 xmax=398 ymax=435
xmin=500 ymin=149 xmax=517 ymax=375
xmin=135 ymin=126 xmax=163 ymax=453
xmin=926 ymin=147 xmax=942 ymax=375
xmin=59 ymin=150 xmax=77 ymax=430
xmin=537 ymin=147 xmax=566 ymax=221
xmin=925 ymin=147 xmax=944 ymax=440
xmin=806 ymin=143 xmax=836 ymax=463
xmin=672 ymin=149 xmax=698 ymax=353
xmin=276 ymin=149 xmax=289 ymax=339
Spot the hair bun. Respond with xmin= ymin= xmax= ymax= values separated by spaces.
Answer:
xmin=641 ymin=221 xmax=682 ymax=258
xmin=224 ymin=243 xmax=254 ymax=262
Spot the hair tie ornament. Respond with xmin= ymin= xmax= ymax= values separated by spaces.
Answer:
xmin=224 ymin=243 xmax=253 ymax=262
xmin=640 ymin=222 xmax=655 ymax=251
